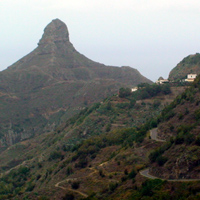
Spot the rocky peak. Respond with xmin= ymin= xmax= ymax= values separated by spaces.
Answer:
xmin=38 ymin=19 xmax=69 ymax=46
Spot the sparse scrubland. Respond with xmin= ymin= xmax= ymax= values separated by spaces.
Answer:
xmin=1 ymin=19 xmax=200 ymax=200
xmin=0 ymin=81 xmax=197 ymax=200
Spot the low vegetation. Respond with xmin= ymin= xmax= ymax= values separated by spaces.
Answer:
xmin=0 ymin=79 xmax=199 ymax=199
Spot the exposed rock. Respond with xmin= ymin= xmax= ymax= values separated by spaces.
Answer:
xmin=0 ymin=19 xmax=152 ymax=147
xmin=38 ymin=19 xmax=69 ymax=45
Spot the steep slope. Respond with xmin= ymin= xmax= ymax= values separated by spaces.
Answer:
xmin=0 ymin=84 xmax=188 ymax=199
xmin=169 ymin=53 xmax=200 ymax=81
xmin=0 ymin=19 xmax=151 ymax=147
xmin=148 ymin=75 xmax=200 ymax=179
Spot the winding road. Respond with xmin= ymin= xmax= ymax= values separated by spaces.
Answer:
xmin=140 ymin=129 xmax=200 ymax=182
xmin=139 ymin=168 xmax=158 ymax=179
xmin=54 ymin=162 xmax=120 ymax=197
xmin=55 ymin=177 xmax=88 ymax=198
xmin=140 ymin=168 xmax=200 ymax=182
xmin=54 ymin=166 xmax=104 ymax=198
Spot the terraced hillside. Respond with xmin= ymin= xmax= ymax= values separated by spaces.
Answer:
xmin=0 ymin=83 xmax=190 ymax=200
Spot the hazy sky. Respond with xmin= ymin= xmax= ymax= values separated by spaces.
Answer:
xmin=1 ymin=0 xmax=200 ymax=81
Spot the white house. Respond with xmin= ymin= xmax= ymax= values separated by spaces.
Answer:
xmin=185 ymin=74 xmax=197 ymax=82
xmin=131 ymin=87 xmax=138 ymax=92
xmin=156 ymin=77 xmax=169 ymax=84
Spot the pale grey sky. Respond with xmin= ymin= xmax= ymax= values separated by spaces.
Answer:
xmin=1 ymin=0 xmax=200 ymax=81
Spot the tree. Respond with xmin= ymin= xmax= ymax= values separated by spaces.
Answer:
xmin=71 ymin=181 xmax=80 ymax=189
xmin=161 ymin=84 xmax=171 ymax=95
xmin=119 ymin=88 xmax=131 ymax=98
xmin=106 ymin=102 xmax=112 ymax=110
xmin=129 ymin=99 xmax=136 ymax=108
xmin=156 ymin=156 xmax=168 ymax=166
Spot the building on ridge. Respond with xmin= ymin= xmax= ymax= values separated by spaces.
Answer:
xmin=156 ymin=77 xmax=169 ymax=84
xmin=185 ymin=74 xmax=197 ymax=82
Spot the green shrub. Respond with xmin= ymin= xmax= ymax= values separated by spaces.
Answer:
xmin=26 ymin=182 xmax=35 ymax=192
xmin=109 ymin=182 xmax=118 ymax=192
xmin=195 ymin=136 xmax=200 ymax=146
xmin=153 ymin=100 xmax=161 ymax=109
xmin=175 ymin=135 xmax=184 ymax=144
xmin=195 ymin=109 xmax=200 ymax=120
xmin=161 ymin=84 xmax=171 ymax=95
xmin=106 ymin=102 xmax=112 ymax=110
xmin=185 ymin=108 xmax=189 ymax=115
xmin=124 ymin=169 xmax=128 ymax=175
xmin=156 ymin=156 xmax=168 ymax=166
xmin=116 ymin=103 xmax=129 ymax=109
xmin=141 ymin=179 xmax=163 ymax=196
xmin=185 ymin=134 xmax=195 ymax=145
xmin=177 ymin=125 xmax=194 ymax=134
xmin=149 ymin=150 xmax=161 ymax=163
xmin=66 ymin=166 xmax=73 ymax=176
xmin=75 ymin=158 xmax=88 ymax=168
xmin=129 ymin=99 xmax=136 ymax=108
xmin=99 ymin=169 xmax=105 ymax=177
xmin=178 ymin=113 xmax=183 ymax=120
xmin=149 ymin=142 xmax=172 ymax=163
xmin=121 ymin=176 xmax=128 ymax=182
xmin=106 ymin=123 xmax=111 ymax=132
xmin=164 ymin=111 xmax=175 ymax=121
xmin=128 ymin=169 xmax=137 ymax=179
xmin=48 ymin=151 xmax=62 ymax=161
xmin=71 ymin=181 xmax=80 ymax=189
xmin=119 ymin=88 xmax=131 ymax=98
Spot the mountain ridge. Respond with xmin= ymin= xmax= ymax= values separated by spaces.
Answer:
xmin=0 ymin=19 xmax=151 ymax=147
xmin=169 ymin=53 xmax=200 ymax=81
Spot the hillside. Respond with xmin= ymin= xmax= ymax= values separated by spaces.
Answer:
xmin=2 ymin=19 xmax=200 ymax=200
xmin=148 ymin=75 xmax=200 ymax=180
xmin=169 ymin=53 xmax=200 ymax=81
xmin=0 ymin=83 xmax=190 ymax=200
xmin=0 ymin=19 xmax=151 ymax=148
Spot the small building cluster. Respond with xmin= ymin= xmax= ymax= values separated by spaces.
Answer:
xmin=156 ymin=74 xmax=197 ymax=85
xmin=131 ymin=73 xmax=198 ymax=93
xmin=156 ymin=77 xmax=169 ymax=84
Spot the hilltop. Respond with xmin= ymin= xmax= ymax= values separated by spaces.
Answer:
xmin=169 ymin=53 xmax=200 ymax=81
xmin=0 ymin=19 xmax=151 ymax=148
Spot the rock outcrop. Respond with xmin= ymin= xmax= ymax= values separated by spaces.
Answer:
xmin=38 ymin=19 xmax=70 ymax=45
xmin=0 ymin=19 xmax=152 ymax=147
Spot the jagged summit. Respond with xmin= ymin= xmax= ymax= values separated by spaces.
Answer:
xmin=0 ymin=19 xmax=152 ymax=147
xmin=38 ymin=19 xmax=69 ymax=45
xmin=4 ymin=19 xmax=152 ymax=83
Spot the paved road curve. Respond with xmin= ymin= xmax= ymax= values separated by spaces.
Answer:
xmin=140 ymin=168 xmax=159 ymax=179
xmin=141 ymin=130 xmax=200 ymax=182
xmin=150 ymin=128 xmax=165 ymax=142
xmin=140 ymin=168 xmax=200 ymax=182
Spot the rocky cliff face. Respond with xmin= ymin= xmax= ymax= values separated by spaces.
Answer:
xmin=0 ymin=19 xmax=152 ymax=147
xmin=38 ymin=19 xmax=70 ymax=45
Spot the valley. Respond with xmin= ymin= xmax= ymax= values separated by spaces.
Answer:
xmin=1 ymin=18 xmax=200 ymax=200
